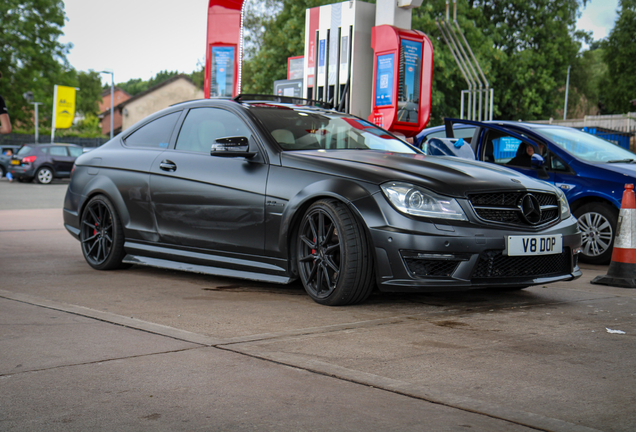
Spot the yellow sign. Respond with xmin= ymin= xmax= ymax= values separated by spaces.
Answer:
xmin=53 ymin=85 xmax=76 ymax=129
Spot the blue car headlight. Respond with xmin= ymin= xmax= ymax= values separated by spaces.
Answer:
xmin=381 ymin=181 xmax=467 ymax=221
xmin=555 ymin=187 xmax=571 ymax=219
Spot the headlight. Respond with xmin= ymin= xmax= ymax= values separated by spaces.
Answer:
xmin=555 ymin=187 xmax=571 ymax=219
xmin=381 ymin=181 xmax=467 ymax=220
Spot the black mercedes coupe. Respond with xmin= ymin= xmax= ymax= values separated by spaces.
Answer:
xmin=63 ymin=96 xmax=582 ymax=305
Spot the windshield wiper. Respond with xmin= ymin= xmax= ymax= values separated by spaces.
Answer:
xmin=607 ymin=159 xmax=635 ymax=163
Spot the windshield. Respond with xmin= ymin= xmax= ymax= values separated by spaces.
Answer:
xmin=250 ymin=105 xmax=418 ymax=154
xmin=537 ymin=127 xmax=636 ymax=163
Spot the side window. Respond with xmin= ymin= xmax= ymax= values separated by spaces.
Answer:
xmin=175 ymin=108 xmax=251 ymax=153
xmin=490 ymin=136 xmax=523 ymax=165
xmin=422 ymin=127 xmax=476 ymax=144
xmin=124 ymin=112 xmax=181 ymax=149
xmin=551 ymin=156 xmax=569 ymax=172
xmin=68 ymin=146 xmax=83 ymax=157
xmin=50 ymin=146 xmax=68 ymax=156
xmin=488 ymin=134 xmax=547 ymax=168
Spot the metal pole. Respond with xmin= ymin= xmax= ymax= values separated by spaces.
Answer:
xmin=449 ymin=7 xmax=482 ymax=121
xmin=51 ymin=85 xmax=57 ymax=144
xmin=34 ymin=103 xmax=38 ymax=143
xmin=31 ymin=102 xmax=42 ymax=143
xmin=110 ymin=73 xmax=114 ymax=140
xmin=100 ymin=70 xmax=114 ymax=140
xmin=443 ymin=19 xmax=476 ymax=119
xmin=564 ymin=65 xmax=571 ymax=121
xmin=437 ymin=19 xmax=474 ymax=119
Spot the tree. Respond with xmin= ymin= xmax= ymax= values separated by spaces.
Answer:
xmin=117 ymin=70 xmax=181 ymax=97
xmin=148 ymin=70 xmax=180 ymax=88
xmin=419 ymin=0 xmax=588 ymax=121
xmin=0 ymin=0 xmax=71 ymax=128
xmin=76 ymin=70 xmax=103 ymax=116
xmin=564 ymin=43 xmax=606 ymax=118
xmin=242 ymin=0 xmax=335 ymax=94
xmin=600 ymin=0 xmax=636 ymax=114
xmin=243 ymin=0 xmax=283 ymax=59
xmin=116 ymin=78 xmax=149 ymax=97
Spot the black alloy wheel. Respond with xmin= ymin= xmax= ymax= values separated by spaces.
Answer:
xmin=80 ymin=195 xmax=126 ymax=270
xmin=297 ymin=199 xmax=374 ymax=306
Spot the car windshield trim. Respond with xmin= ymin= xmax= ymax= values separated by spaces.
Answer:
xmin=249 ymin=107 xmax=420 ymax=154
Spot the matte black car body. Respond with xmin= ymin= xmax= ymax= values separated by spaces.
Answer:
xmin=63 ymin=97 xmax=582 ymax=305
xmin=10 ymin=143 xmax=83 ymax=184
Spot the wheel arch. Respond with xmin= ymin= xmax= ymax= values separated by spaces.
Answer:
xmin=77 ymin=175 xmax=131 ymax=230
xmin=569 ymin=194 xmax=619 ymax=216
xmin=281 ymin=179 xmax=380 ymax=277
xmin=36 ymin=163 xmax=56 ymax=175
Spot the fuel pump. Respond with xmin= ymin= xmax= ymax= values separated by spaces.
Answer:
xmin=368 ymin=25 xmax=434 ymax=137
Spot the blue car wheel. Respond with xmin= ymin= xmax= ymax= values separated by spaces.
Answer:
xmin=574 ymin=203 xmax=617 ymax=265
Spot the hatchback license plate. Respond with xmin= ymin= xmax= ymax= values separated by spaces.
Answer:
xmin=506 ymin=234 xmax=562 ymax=256
xmin=11 ymin=159 xmax=19 ymax=165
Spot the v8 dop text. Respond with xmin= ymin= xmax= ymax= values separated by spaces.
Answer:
xmin=523 ymin=237 xmax=557 ymax=253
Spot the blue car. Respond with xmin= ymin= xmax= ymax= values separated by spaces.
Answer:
xmin=416 ymin=119 xmax=636 ymax=264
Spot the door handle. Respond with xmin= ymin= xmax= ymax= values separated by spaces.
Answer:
xmin=159 ymin=160 xmax=176 ymax=172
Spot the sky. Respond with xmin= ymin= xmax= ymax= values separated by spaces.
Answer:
xmin=60 ymin=0 xmax=620 ymax=86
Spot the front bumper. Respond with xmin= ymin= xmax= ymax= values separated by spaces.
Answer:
xmin=361 ymin=195 xmax=582 ymax=293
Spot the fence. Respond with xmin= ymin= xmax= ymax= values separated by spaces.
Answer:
xmin=0 ymin=134 xmax=109 ymax=149
xmin=580 ymin=127 xmax=634 ymax=150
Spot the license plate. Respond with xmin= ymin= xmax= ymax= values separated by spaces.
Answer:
xmin=506 ymin=234 xmax=562 ymax=256
xmin=11 ymin=159 xmax=19 ymax=165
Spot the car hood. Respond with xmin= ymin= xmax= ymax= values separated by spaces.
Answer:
xmin=281 ymin=150 xmax=554 ymax=198
xmin=595 ymin=161 xmax=636 ymax=179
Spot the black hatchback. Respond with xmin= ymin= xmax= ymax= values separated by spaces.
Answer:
xmin=9 ymin=143 xmax=83 ymax=184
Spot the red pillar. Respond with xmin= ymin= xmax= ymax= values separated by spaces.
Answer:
xmin=204 ymin=0 xmax=245 ymax=98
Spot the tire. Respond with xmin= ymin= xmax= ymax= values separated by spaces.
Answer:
xmin=0 ymin=165 xmax=5 ymax=178
xmin=80 ymin=195 xmax=127 ymax=270
xmin=35 ymin=167 xmax=53 ymax=184
xmin=574 ymin=203 xmax=618 ymax=265
xmin=296 ymin=199 xmax=374 ymax=306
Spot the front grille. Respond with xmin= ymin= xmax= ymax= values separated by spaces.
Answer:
xmin=472 ymin=248 xmax=571 ymax=279
xmin=404 ymin=258 xmax=460 ymax=277
xmin=469 ymin=191 xmax=559 ymax=226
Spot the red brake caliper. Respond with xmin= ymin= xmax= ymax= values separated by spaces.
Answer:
xmin=312 ymin=237 xmax=316 ymax=264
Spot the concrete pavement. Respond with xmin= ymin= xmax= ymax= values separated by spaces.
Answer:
xmin=1 ymin=179 xmax=634 ymax=431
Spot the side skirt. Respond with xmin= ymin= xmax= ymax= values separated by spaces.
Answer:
xmin=123 ymin=241 xmax=293 ymax=285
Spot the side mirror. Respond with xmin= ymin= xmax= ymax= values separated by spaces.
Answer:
xmin=210 ymin=136 xmax=256 ymax=158
xmin=531 ymin=154 xmax=550 ymax=179
xmin=531 ymin=153 xmax=544 ymax=168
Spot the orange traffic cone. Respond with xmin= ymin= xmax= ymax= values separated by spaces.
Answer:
xmin=592 ymin=184 xmax=636 ymax=288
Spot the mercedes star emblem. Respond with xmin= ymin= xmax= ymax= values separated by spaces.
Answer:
xmin=519 ymin=194 xmax=542 ymax=224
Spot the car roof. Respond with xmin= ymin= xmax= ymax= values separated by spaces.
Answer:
xmin=419 ymin=120 xmax=576 ymax=136
xmin=170 ymin=95 xmax=335 ymax=114
xmin=22 ymin=143 xmax=81 ymax=147
xmin=485 ymin=121 xmax=573 ymax=131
